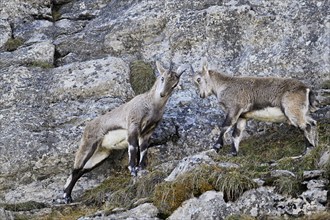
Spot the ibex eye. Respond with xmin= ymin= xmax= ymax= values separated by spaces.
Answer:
xmin=197 ymin=78 xmax=201 ymax=83
xmin=161 ymin=77 xmax=164 ymax=82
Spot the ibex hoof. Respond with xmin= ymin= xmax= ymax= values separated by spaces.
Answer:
xmin=64 ymin=195 xmax=73 ymax=204
xmin=303 ymin=146 xmax=313 ymax=156
xmin=212 ymin=144 xmax=221 ymax=153
xmin=228 ymin=152 xmax=238 ymax=157
xmin=130 ymin=169 xmax=138 ymax=177
xmin=137 ymin=169 xmax=149 ymax=177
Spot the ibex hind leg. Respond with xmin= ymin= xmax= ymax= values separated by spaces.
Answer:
xmin=230 ymin=118 xmax=247 ymax=156
xmin=63 ymin=141 xmax=100 ymax=203
xmin=282 ymin=95 xmax=317 ymax=155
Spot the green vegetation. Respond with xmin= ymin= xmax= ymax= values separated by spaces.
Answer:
xmin=27 ymin=61 xmax=54 ymax=69
xmin=321 ymin=80 xmax=330 ymax=89
xmin=81 ymin=170 xmax=167 ymax=209
xmin=225 ymin=214 xmax=256 ymax=220
xmin=153 ymin=165 xmax=222 ymax=216
xmin=1 ymin=201 xmax=47 ymax=212
xmin=215 ymin=170 xmax=257 ymax=201
xmin=273 ymin=176 xmax=302 ymax=197
xmin=129 ymin=60 xmax=156 ymax=95
xmin=6 ymin=119 xmax=328 ymax=219
xmin=4 ymin=38 xmax=24 ymax=51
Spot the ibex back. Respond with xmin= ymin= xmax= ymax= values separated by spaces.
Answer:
xmin=63 ymin=61 xmax=185 ymax=203
xmin=193 ymin=62 xmax=318 ymax=156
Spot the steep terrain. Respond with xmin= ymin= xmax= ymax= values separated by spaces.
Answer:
xmin=0 ymin=0 xmax=329 ymax=219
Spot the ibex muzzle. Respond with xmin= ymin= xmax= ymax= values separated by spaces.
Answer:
xmin=63 ymin=61 xmax=185 ymax=204
xmin=193 ymin=61 xmax=318 ymax=157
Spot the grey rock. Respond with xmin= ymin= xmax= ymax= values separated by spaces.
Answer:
xmin=168 ymin=191 xmax=235 ymax=220
xmin=0 ymin=208 xmax=14 ymax=220
xmin=301 ymin=189 xmax=328 ymax=204
xmin=79 ymin=203 xmax=160 ymax=220
xmin=165 ymin=152 xmax=216 ymax=181
xmin=0 ymin=0 xmax=329 ymax=219
xmin=235 ymin=186 xmax=327 ymax=217
xmin=14 ymin=20 xmax=54 ymax=44
xmin=0 ymin=0 xmax=52 ymax=22
xmin=303 ymin=170 xmax=324 ymax=180
xmin=304 ymin=179 xmax=329 ymax=190
xmin=318 ymin=150 xmax=330 ymax=168
xmin=271 ymin=170 xmax=296 ymax=178
xmin=0 ymin=41 xmax=55 ymax=67
xmin=49 ymin=56 xmax=134 ymax=102
xmin=234 ymin=187 xmax=285 ymax=217
xmin=0 ymin=19 xmax=11 ymax=49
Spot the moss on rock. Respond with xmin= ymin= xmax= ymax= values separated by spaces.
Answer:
xmin=129 ymin=60 xmax=156 ymax=95
xmin=2 ymin=201 xmax=47 ymax=212
xmin=4 ymin=38 xmax=24 ymax=52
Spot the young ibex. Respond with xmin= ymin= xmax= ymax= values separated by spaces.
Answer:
xmin=193 ymin=62 xmax=318 ymax=156
xmin=63 ymin=61 xmax=185 ymax=203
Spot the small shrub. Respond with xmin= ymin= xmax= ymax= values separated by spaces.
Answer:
xmin=129 ymin=60 xmax=156 ymax=95
xmin=27 ymin=61 xmax=53 ymax=69
xmin=153 ymin=179 xmax=192 ymax=217
xmin=135 ymin=170 xmax=167 ymax=199
xmin=214 ymin=170 xmax=257 ymax=202
xmin=81 ymin=174 xmax=131 ymax=206
xmin=274 ymin=176 xmax=302 ymax=197
xmin=321 ymin=80 xmax=330 ymax=89
xmin=4 ymin=38 xmax=24 ymax=51
xmin=226 ymin=214 xmax=256 ymax=220
xmin=3 ymin=201 xmax=47 ymax=212
xmin=299 ymin=211 xmax=330 ymax=220
xmin=153 ymin=164 xmax=223 ymax=216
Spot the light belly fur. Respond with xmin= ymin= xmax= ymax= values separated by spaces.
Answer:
xmin=244 ymin=107 xmax=287 ymax=123
xmin=101 ymin=129 xmax=128 ymax=150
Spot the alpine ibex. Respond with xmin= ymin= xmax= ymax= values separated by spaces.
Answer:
xmin=63 ymin=61 xmax=185 ymax=203
xmin=193 ymin=62 xmax=318 ymax=156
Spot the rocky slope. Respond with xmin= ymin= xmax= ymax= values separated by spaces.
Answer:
xmin=0 ymin=0 xmax=329 ymax=219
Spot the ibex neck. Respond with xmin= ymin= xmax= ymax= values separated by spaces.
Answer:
xmin=147 ymin=82 xmax=170 ymax=109
xmin=209 ymin=70 xmax=231 ymax=97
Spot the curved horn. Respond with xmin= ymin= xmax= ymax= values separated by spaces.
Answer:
xmin=177 ymin=68 xmax=186 ymax=77
xmin=169 ymin=61 xmax=174 ymax=71
xmin=175 ymin=64 xmax=189 ymax=77
xmin=190 ymin=64 xmax=194 ymax=74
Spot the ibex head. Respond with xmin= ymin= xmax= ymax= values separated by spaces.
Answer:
xmin=155 ymin=61 xmax=185 ymax=98
xmin=193 ymin=61 xmax=212 ymax=98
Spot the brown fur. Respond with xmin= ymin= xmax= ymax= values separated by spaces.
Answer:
xmin=63 ymin=61 xmax=185 ymax=203
xmin=193 ymin=62 xmax=318 ymax=156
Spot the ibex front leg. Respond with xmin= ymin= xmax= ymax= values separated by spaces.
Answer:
xmin=213 ymin=108 xmax=241 ymax=156
xmin=137 ymin=132 xmax=153 ymax=172
xmin=127 ymin=126 xmax=139 ymax=176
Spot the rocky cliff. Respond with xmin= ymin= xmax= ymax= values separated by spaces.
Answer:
xmin=0 ymin=0 xmax=329 ymax=219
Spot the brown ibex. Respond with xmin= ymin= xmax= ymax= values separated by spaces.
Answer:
xmin=63 ymin=61 xmax=185 ymax=203
xmin=193 ymin=62 xmax=318 ymax=156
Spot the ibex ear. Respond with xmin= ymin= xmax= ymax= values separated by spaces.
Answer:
xmin=156 ymin=61 xmax=166 ymax=76
xmin=202 ymin=61 xmax=209 ymax=76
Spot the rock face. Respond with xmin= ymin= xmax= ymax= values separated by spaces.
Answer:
xmin=0 ymin=0 xmax=329 ymax=219
xmin=168 ymin=191 xmax=234 ymax=220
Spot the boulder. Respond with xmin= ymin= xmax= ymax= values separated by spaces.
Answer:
xmin=0 ymin=19 xmax=11 ymax=49
xmin=165 ymin=151 xmax=216 ymax=181
xmin=168 ymin=191 xmax=235 ymax=220
xmin=0 ymin=41 xmax=55 ymax=67
xmin=79 ymin=203 xmax=160 ymax=220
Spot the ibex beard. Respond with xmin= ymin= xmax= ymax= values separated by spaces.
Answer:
xmin=63 ymin=61 xmax=185 ymax=204
xmin=193 ymin=62 xmax=318 ymax=157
